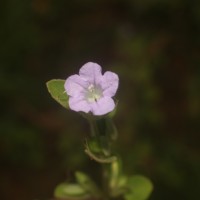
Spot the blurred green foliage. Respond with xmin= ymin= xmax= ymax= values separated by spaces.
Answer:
xmin=0 ymin=0 xmax=199 ymax=200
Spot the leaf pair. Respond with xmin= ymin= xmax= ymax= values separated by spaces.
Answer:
xmin=104 ymin=159 xmax=153 ymax=200
xmin=54 ymin=171 xmax=101 ymax=199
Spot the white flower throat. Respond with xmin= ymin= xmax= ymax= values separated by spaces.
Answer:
xmin=86 ymin=84 xmax=103 ymax=103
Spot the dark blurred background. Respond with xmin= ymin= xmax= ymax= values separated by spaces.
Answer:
xmin=0 ymin=0 xmax=200 ymax=200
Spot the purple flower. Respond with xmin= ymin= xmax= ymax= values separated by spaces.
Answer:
xmin=64 ymin=62 xmax=119 ymax=116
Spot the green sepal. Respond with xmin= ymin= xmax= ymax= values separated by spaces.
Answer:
xmin=93 ymin=117 xmax=116 ymax=139
xmin=104 ymin=117 xmax=118 ymax=141
xmin=87 ymin=117 xmax=117 ymax=155
xmin=85 ymin=140 xmax=117 ymax=163
xmin=54 ymin=182 xmax=90 ymax=199
xmin=124 ymin=175 xmax=153 ymax=200
xmin=99 ymin=135 xmax=111 ymax=156
xmin=46 ymin=79 xmax=69 ymax=109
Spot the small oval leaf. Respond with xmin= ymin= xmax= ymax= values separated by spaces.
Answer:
xmin=54 ymin=182 xmax=90 ymax=199
xmin=124 ymin=175 xmax=153 ymax=200
xmin=46 ymin=79 xmax=69 ymax=109
xmin=75 ymin=171 xmax=101 ymax=197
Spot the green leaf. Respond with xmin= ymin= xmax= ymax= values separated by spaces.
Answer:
xmin=87 ymin=138 xmax=102 ymax=154
xmin=46 ymin=79 xmax=69 ymax=109
xmin=54 ymin=182 xmax=90 ymax=199
xmin=75 ymin=171 xmax=101 ymax=197
xmin=124 ymin=175 xmax=153 ymax=200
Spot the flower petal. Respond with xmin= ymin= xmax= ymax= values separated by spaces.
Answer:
xmin=90 ymin=97 xmax=115 ymax=115
xmin=101 ymin=71 xmax=119 ymax=97
xmin=64 ymin=75 xmax=89 ymax=97
xmin=79 ymin=62 xmax=102 ymax=84
xmin=69 ymin=96 xmax=91 ymax=113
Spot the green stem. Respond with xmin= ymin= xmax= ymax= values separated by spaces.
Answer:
xmin=86 ymin=117 xmax=122 ymax=199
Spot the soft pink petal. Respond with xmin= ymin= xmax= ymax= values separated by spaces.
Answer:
xmin=90 ymin=96 xmax=115 ymax=116
xmin=69 ymin=96 xmax=91 ymax=113
xmin=64 ymin=75 xmax=89 ymax=97
xmin=101 ymin=71 xmax=119 ymax=97
xmin=79 ymin=62 xmax=102 ymax=84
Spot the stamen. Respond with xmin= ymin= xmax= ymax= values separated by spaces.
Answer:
xmin=86 ymin=84 xmax=102 ymax=103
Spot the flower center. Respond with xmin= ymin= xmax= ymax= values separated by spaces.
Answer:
xmin=85 ymin=84 xmax=103 ymax=103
